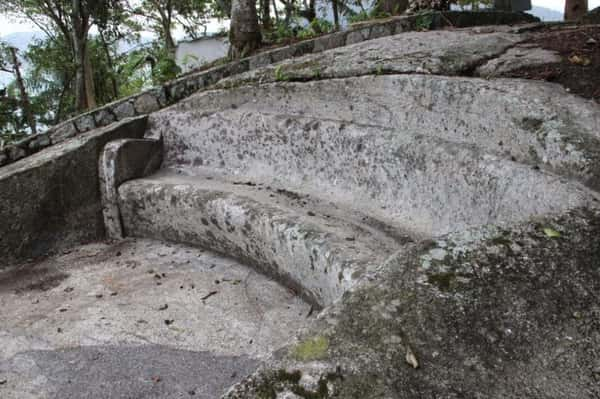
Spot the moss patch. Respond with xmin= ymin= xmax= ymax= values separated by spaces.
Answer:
xmin=291 ymin=335 xmax=330 ymax=361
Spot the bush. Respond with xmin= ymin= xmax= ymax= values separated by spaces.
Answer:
xmin=348 ymin=9 xmax=391 ymax=24
xmin=266 ymin=18 xmax=334 ymax=43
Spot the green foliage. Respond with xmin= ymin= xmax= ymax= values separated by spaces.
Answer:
xmin=0 ymin=84 xmax=29 ymax=144
xmin=267 ymin=18 xmax=333 ymax=43
xmin=181 ymin=53 xmax=200 ymax=71
xmin=347 ymin=9 xmax=391 ymax=24
xmin=127 ymin=0 xmax=212 ymax=44
xmin=265 ymin=21 xmax=296 ymax=43
xmin=25 ymin=36 xmax=77 ymax=124
xmin=274 ymin=65 xmax=289 ymax=81
xmin=151 ymin=46 xmax=182 ymax=84
xmin=415 ymin=13 xmax=434 ymax=30
xmin=309 ymin=18 xmax=334 ymax=35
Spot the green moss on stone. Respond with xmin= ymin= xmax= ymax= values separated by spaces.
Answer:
xmin=291 ymin=335 xmax=330 ymax=361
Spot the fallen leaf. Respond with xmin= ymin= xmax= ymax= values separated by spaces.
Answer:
xmin=568 ymin=54 xmax=591 ymax=66
xmin=543 ymin=227 xmax=561 ymax=238
xmin=405 ymin=346 xmax=419 ymax=369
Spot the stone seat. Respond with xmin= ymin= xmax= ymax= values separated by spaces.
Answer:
xmin=111 ymin=75 xmax=600 ymax=307
xmin=117 ymin=169 xmax=411 ymax=307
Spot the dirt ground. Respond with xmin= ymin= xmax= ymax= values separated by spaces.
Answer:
xmin=502 ymin=25 xmax=600 ymax=102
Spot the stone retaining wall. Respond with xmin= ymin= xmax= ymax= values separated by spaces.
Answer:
xmin=0 ymin=117 xmax=147 ymax=266
xmin=0 ymin=11 xmax=537 ymax=169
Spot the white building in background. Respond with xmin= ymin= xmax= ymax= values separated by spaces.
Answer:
xmin=175 ymin=35 xmax=230 ymax=73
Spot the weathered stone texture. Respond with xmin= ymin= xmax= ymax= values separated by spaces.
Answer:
xmin=74 ymin=113 xmax=96 ymax=132
xmin=218 ymin=30 xmax=523 ymax=86
xmin=476 ymin=45 xmax=562 ymax=77
xmin=226 ymin=209 xmax=600 ymax=399
xmin=93 ymin=108 xmax=116 ymax=126
xmin=111 ymin=99 xmax=136 ymax=119
xmin=99 ymin=137 xmax=163 ymax=239
xmin=134 ymin=91 xmax=161 ymax=114
xmin=48 ymin=120 xmax=78 ymax=143
xmin=0 ymin=116 xmax=147 ymax=266
xmin=154 ymin=74 xmax=600 ymax=204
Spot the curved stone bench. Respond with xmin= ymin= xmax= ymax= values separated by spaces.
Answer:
xmin=102 ymin=76 xmax=599 ymax=308
xmin=117 ymin=171 xmax=410 ymax=307
xmin=144 ymin=76 xmax=598 ymax=236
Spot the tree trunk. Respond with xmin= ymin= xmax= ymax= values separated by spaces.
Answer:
xmin=261 ymin=0 xmax=272 ymax=30
xmin=55 ymin=74 xmax=71 ymax=124
xmin=332 ymin=0 xmax=340 ymax=30
xmin=229 ymin=0 xmax=262 ymax=59
xmin=376 ymin=0 xmax=408 ymax=15
xmin=282 ymin=0 xmax=295 ymax=25
xmin=71 ymin=0 xmax=95 ymax=111
xmin=299 ymin=0 xmax=316 ymax=22
xmin=564 ymin=0 xmax=588 ymax=20
xmin=83 ymin=49 xmax=97 ymax=109
xmin=308 ymin=0 xmax=316 ymax=21
xmin=163 ymin=21 xmax=177 ymax=58
xmin=72 ymin=36 xmax=86 ymax=111
xmin=99 ymin=30 xmax=119 ymax=100
xmin=8 ymin=47 xmax=36 ymax=134
xmin=272 ymin=0 xmax=280 ymax=22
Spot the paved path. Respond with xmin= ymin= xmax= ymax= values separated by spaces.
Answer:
xmin=0 ymin=239 xmax=311 ymax=398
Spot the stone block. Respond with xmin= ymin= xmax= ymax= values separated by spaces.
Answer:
xmin=112 ymin=100 xmax=136 ymax=120
xmin=74 ymin=114 xmax=96 ymax=133
xmin=48 ymin=121 xmax=78 ymax=144
xmin=167 ymin=80 xmax=187 ymax=102
xmin=292 ymin=40 xmax=314 ymax=57
xmin=313 ymin=32 xmax=347 ymax=53
xmin=369 ymin=23 xmax=394 ymax=40
xmin=249 ymin=53 xmax=272 ymax=69
xmin=346 ymin=27 xmax=371 ymax=46
xmin=134 ymin=92 xmax=161 ymax=114
xmin=28 ymin=133 xmax=51 ymax=151
xmin=93 ymin=109 xmax=116 ymax=127
xmin=269 ymin=46 xmax=297 ymax=64
xmin=6 ymin=145 xmax=26 ymax=162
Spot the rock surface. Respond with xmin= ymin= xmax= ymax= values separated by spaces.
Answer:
xmin=217 ymin=30 xmax=523 ymax=85
xmin=0 ymin=239 xmax=310 ymax=399
xmin=475 ymin=45 xmax=562 ymax=77
xmin=0 ymin=117 xmax=147 ymax=266
xmin=226 ymin=208 xmax=600 ymax=399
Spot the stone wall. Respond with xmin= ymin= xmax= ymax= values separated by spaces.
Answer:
xmin=0 ymin=117 xmax=147 ymax=266
xmin=0 ymin=11 xmax=537 ymax=169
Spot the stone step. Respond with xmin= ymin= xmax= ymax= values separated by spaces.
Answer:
xmin=117 ymin=170 xmax=412 ymax=307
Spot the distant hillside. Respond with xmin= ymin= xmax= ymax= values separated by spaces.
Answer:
xmin=528 ymin=5 xmax=563 ymax=21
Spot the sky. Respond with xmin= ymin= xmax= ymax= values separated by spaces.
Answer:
xmin=0 ymin=13 xmax=229 ymax=37
xmin=0 ymin=0 xmax=599 ymax=35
